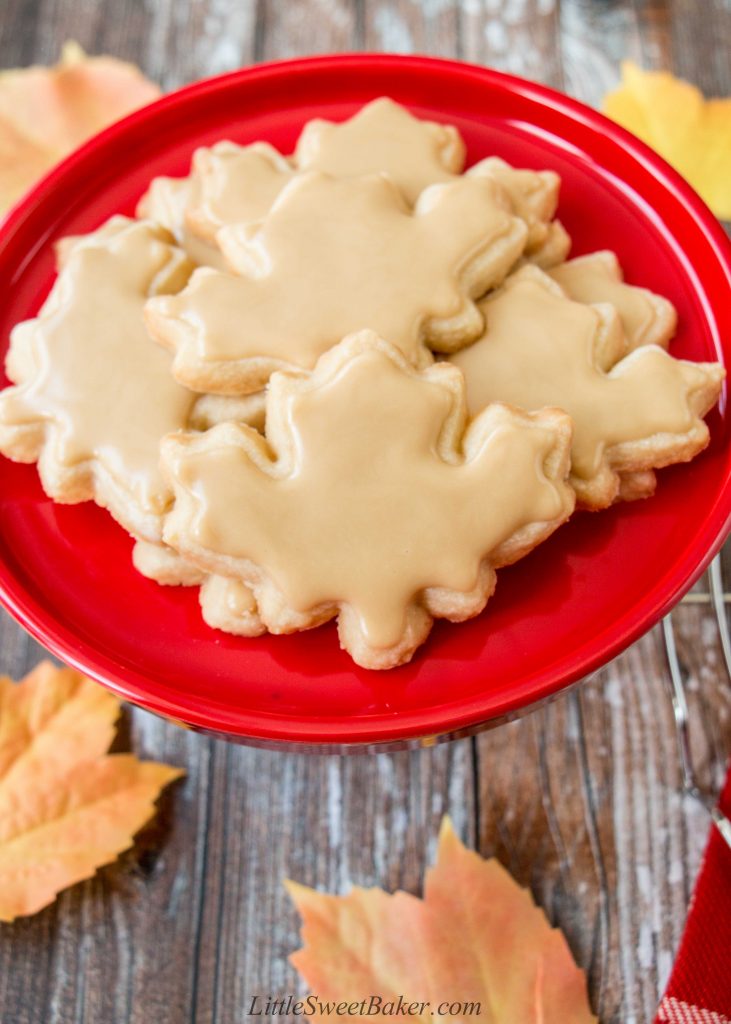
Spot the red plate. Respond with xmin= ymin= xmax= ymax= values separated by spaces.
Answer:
xmin=1 ymin=55 xmax=730 ymax=749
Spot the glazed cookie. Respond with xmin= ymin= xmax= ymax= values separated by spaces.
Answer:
xmin=160 ymin=331 xmax=574 ymax=669
xmin=136 ymin=176 xmax=228 ymax=270
xmin=294 ymin=96 xmax=465 ymax=204
xmin=467 ymin=156 xmax=561 ymax=256
xmin=299 ymin=102 xmax=568 ymax=258
xmin=296 ymin=100 xmax=565 ymax=251
xmin=184 ymin=141 xmax=293 ymax=242
xmin=548 ymin=250 xmax=677 ymax=350
xmin=449 ymin=266 xmax=724 ymax=510
xmin=0 ymin=216 xmax=196 ymax=542
xmin=522 ymin=220 xmax=572 ymax=270
xmin=145 ymin=171 xmax=528 ymax=394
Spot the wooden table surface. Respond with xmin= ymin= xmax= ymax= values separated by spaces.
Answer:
xmin=1 ymin=2 xmax=730 ymax=1022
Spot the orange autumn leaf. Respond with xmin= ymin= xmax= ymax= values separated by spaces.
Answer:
xmin=0 ymin=661 xmax=182 ymax=922
xmin=604 ymin=61 xmax=731 ymax=219
xmin=0 ymin=41 xmax=160 ymax=214
xmin=287 ymin=818 xmax=596 ymax=1024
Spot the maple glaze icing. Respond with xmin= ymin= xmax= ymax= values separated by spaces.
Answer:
xmin=187 ymin=141 xmax=293 ymax=240
xmin=294 ymin=97 xmax=465 ymax=205
xmin=548 ymin=251 xmax=676 ymax=349
xmin=164 ymin=340 xmax=567 ymax=649
xmin=0 ymin=217 xmax=195 ymax=513
xmin=147 ymin=171 xmax=522 ymax=375
xmin=451 ymin=271 xmax=707 ymax=481
xmin=468 ymin=156 xmax=559 ymax=249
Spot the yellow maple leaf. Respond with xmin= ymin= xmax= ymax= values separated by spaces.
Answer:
xmin=0 ymin=661 xmax=182 ymax=922
xmin=287 ymin=818 xmax=596 ymax=1023
xmin=604 ymin=61 xmax=731 ymax=219
xmin=0 ymin=42 xmax=160 ymax=214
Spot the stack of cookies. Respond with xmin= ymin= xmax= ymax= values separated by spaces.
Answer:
xmin=0 ymin=100 xmax=724 ymax=669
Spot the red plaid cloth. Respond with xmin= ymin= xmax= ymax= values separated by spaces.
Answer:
xmin=655 ymin=765 xmax=731 ymax=1024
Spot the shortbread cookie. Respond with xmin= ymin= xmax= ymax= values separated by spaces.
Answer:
xmin=0 ymin=217 xmax=196 ymax=541
xmin=136 ymin=176 xmax=227 ymax=270
xmin=549 ymin=250 xmax=677 ymax=350
xmin=190 ymin=392 xmax=267 ymax=432
xmin=522 ymin=220 xmax=572 ymax=269
xmin=467 ymin=156 xmax=560 ymax=255
xmin=184 ymin=141 xmax=293 ymax=242
xmin=616 ymin=469 xmax=658 ymax=503
xmin=450 ymin=266 xmax=724 ymax=509
xmin=140 ymin=102 xmax=563 ymax=264
xmin=160 ymin=331 xmax=574 ymax=669
xmin=145 ymin=172 xmax=527 ymax=394
xmin=132 ymin=538 xmax=206 ymax=586
xmin=199 ymin=575 xmax=266 ymax=637
xmin=294 ymin=97 xmax=466 ymax=204
xmin=297 ymin=101 xmax=567 ymax=252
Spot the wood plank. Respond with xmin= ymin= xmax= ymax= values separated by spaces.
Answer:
xmin=460 ymin=0 xmax=564 ymax=87
xmin=666 ymin=0 xmax=731 ymax=94
xmin=255 ymin=0 xmax=359 ymax=61
xmin=474 ymin=605 xmax=729 ymax=1024
xmin=559 ymin=0 xmax=641 ymax=102
xmin=360 ymin=0 xmax=461 ymax=56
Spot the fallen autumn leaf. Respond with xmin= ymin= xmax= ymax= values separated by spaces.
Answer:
xmin=0 ymin=41 xmax=160 ymax=214
xmin=604 ymin=61 xmax=731 ymax=219
xmin=0 ymin=661 xmax=182 ymax=922
xmin=287 ymin=818 xmax=596 ymax=1023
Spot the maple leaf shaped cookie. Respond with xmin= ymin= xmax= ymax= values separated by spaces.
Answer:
xmin=467 ymin=155 xmax=565 ymax=257
xmin=184 ymin=140 xmax=294 ymax=241
xmin=160 ymin=331 xmax=574 ymax=669
xmin=0 ymin=216 xmax=196 ymax=541
xmin=145 ymin=171 xmax=527 ymax=394
xmin=296 ymin=100 xmax=568 ymax=254
xmin=549 ymin=250 xmax=677 ymax=350
xmin=450 ymin=266 xmax=724 ymax=510
xmin=294 ymin=96 xmax=466 ymax=204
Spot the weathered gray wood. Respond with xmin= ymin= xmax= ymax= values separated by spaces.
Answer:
xmin=0 ymin=2 xmax=730 ymax=1024
xmin=460 ymin=0 xmax=565 ymax=86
